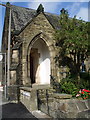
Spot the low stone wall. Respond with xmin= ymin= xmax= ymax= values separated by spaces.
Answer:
xmin=20 ymin=87 xmax=38 ymax=112
xmin=48 ymin=93 xmax=90 ymax=118
xmin=19 ymin=87 xmax=90 ymax=119
xmin=7 ymin=85 xmax=20 ymax=101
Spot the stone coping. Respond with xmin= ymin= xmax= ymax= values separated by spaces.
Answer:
xmin=20 ymin=87 xmax=32 ymax=92
xmin=20 ymin=87 xmax=72 ymax=99
xmin=53 ymin=93 xmax=72 ymax=99
xmin=32 ymin=84 xmax=51 ymax=89
xmin=20 ymin=85 xmax=53 ymax=92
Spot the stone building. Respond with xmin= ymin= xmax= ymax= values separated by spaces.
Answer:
xmin=2 ymin=3 xmax=62 ymax=97
xmin=2 ymin=3 xmax=90 ymax=98
xmin=1 ymin=3 xmax=90 ymax=119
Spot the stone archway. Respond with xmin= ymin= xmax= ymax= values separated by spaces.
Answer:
xmin=29 ymin=38 xmax=50 ymax=85
xmin=26 ymin=33 xmax=56 ymax=86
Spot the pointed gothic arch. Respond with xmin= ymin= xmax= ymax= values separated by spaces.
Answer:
xmin=27 ymin=32 xmax=55 ymax=85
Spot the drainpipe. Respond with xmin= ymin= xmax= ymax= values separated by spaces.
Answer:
xmin=0 ymin=3 xmax=11 ymax=98
xmin=7 ymin=8 xmax=11 ymax=86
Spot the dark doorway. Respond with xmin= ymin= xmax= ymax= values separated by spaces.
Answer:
xmin=30 ymin=48 xmax=40 ymax=84
xmin=30 ymin=53 xmax=35 ymax=83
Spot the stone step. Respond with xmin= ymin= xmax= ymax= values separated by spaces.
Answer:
xmin=32 ymin=84 xmax=51 ymax=90
xmin=53 ymin=93 xmax=72 ymax=99
xmin=40 ymin=98 xmax=53 ymax=103
xmin=38 ymin=95 xmax=53 ymax=100
xmin=38 ymin=89 xmax=54 ymax=93
xmin=32 ymin=110 xmax=52 ymax=120
xmin=38 ymin=92 xmax=53 ymax=96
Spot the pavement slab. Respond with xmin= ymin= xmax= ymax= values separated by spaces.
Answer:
xmin=0 ymin=102 xmax=38 ymax=119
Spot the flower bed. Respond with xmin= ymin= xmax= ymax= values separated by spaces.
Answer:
xmin=76 ymin=89 xmax=90 ymax=100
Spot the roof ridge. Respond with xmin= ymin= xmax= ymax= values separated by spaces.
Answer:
xmin=11 ymin=4 xmax=59 ymax=17
xmin=9 ymin=4 xmax=60 ymax=35
xmin=11 ymin=4 xmax=36 ymax=11
xmin=45 ymin=11 xmax=59 ymax=17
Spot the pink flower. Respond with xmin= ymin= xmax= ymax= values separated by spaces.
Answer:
xmin=79 ymin=89 xmax=82 ymax=93
xmin=76 ymin=94 xmax=80 ymax=97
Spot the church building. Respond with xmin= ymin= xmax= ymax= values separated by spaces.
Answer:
xmin=1 ymin=3 xmax=90 ymax=118
xmin=2 ymin=3 xmax=62 ymax=99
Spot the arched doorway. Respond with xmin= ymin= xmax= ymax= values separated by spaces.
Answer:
xmin=30 ymin=38 xmax=50 ymax=85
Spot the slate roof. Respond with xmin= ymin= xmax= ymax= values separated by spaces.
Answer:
xmin=11 ymin=5 xmax=60 ymax=35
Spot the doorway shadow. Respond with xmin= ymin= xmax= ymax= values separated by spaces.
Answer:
xmin=1 ymin=102 xmax=38 ymax=119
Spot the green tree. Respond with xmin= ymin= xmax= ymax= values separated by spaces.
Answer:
xmin=55 ymin=8 xmax=88 ymax=76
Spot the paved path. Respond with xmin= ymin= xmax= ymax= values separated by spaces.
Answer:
xmin=1 ymin=102 xmax=39 ymax=119
xmin=0 ymin=91 xmax=38 ymax=119
xmin=0 ymin=91 xmax=52 ymax=120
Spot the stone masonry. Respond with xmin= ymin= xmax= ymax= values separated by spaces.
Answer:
xmin=20 ymin=86 xmax=90 ymax=119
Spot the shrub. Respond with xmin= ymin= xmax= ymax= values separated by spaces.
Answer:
xmin=79 ymin=72 xmax=90 ymax=89
xmin=60 ymin=76 xmax=79 ymax=97
xmin=80 ymin=72 xmax=90 ymax=80
xmin=60 ymin=73 xmax=90 ymax=97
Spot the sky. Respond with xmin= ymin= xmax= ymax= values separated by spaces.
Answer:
xmin=0 ymin=0 xmax=89 ymax=51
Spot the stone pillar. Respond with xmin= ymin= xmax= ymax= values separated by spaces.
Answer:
xmin=22 ymin=42 xmax=31 ymax=86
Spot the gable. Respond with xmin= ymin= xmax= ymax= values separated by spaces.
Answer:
xmin=11 ymin=5 xmax=60 ymax=35
xmin=18 ymin=12 xmax=55 ymax=40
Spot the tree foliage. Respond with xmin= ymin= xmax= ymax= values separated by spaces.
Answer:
xmin=55 ymin=8 xmax=88 ymax=75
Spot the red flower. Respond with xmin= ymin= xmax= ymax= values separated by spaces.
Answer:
xmin=82 ymin=89 xmax=90 ymax=92
xmin=84 ymin=98 xmax=86 ymax=99
xmin=76 ymin=89 xmax=90 ymax=100
xmin=81 ymin=91 xmax=84 ymax=94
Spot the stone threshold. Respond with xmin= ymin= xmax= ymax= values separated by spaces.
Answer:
xmin=32 ymin=110 xmax=52 ymax=120
xmin=20 ymin=84 xmax=52 ymax=91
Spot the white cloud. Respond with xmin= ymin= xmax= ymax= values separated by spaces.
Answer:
xmin=66 ymin=2 xmax=81 ymax=15
xmin=27 ymin=2 xmax=38 ymax=10
xmin=65 ymin=2 xmax=83 ymax=18
xmin=76 ymin=7 xmax=88 ymax=21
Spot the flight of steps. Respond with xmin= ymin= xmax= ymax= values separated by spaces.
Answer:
xmin=36 ymin=86 xmax=54 ymax=115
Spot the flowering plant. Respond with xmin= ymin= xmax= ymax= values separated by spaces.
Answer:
xmin=76 ymin=89 xmax=90 ymax=99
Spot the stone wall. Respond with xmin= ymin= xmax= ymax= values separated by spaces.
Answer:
xmin=20 ymin=87 xmax=38 ymax=111
xmin=7 ymin=85 xmax=20 ymax=101
xmin=19 ymin=87 xmax=90 ymax=119
xmin=18 ymin=13 xmax=58 ymax=85
xmin=48 ymin=94 xmax=90 ymax=118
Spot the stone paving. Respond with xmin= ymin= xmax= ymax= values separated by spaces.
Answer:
xmin=0 ymin=91 xmax=52 ymax=120
xmin=0 ymin=91 xmax=38 ymax=119
xmin=1 ymin=102 xmax=39 ymax=119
